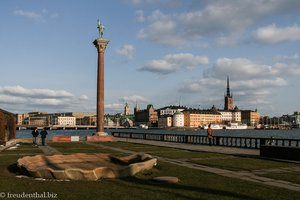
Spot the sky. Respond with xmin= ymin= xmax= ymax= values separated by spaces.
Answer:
xmin=0 ymin=0 xmax=300 ymax=117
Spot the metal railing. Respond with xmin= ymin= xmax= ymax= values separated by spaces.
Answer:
xmin=111 ymin=131 xmax=300 ymax=149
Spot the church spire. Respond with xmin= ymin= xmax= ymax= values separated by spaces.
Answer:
xmin=224 ymin=76 xmax=233 ymax=111
xmin=226 ymin=75 xmax=231 ymax=96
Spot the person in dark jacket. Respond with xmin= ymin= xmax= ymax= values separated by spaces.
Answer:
xmin=31 ymin=128 xmax=39 ymax=145
xmin=40 ymin=127 xmax=48 ymax=146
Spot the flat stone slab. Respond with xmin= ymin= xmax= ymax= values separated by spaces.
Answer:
xmin=17 ymin=153 xmax=157 ymax=181
xmin=153 ymin=176 xmax=179 ymax=184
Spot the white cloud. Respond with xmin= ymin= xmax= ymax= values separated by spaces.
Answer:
xmin=232 ymin=78 xmax=288 ymax=90
xmin=30 ymin=98 xmax=66 ymax=106
xmin=213 ymin=57 xmax=277 ymax=78
xmin=274 ymin=53 xmax=300 ymax=61
xmin=179 ymin=78 xmax=223 ymax=93
xmin=0 ymin=85 xmax=90 ymax=112
xmin=13 ymin=9 xmax=59 ymax=23
xmin=254 ymin=24 xmax=300 ymax=44
xmin=0 ymin=85 xmax=73 ymax=98
xmin=137 ymin=18 xmax=184 ymax=46
xmin=130 ymin=0 xmax=160 ymax=5
xmin=79 ymin=94 xmax=89 ymax=101
xmin=0 ymin=95 xmax=27 ymax=104
xmin=121 ymin=95 xmax=148 ymax=103
xmin=104 ymin=103 xmax=124 ymax=113
xmin=139 ymin=53 xmax=209 ymax=74
xmin=205 ymin=57 xmax=300 ymax=79
xmin=116 ymin=44 xmax=135 ymax=60
xmin=13 ymin=9 xmax=45 ymax=23
xmin=137 ymin=1 xmax=300 ymax=46
xmin=273 ymin=63 xmax=300 ymax=76
xmin=136 ymin=10 xmax=145 ymax=22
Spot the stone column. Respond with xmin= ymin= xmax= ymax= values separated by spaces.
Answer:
xmin=93 ymin=39 xmax=109 ymax=136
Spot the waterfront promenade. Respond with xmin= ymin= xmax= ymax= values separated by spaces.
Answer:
xmin=1 ymin=138 xmax=300 ymax=199
xmin=93 ymin=138 xmax=300 ymax=192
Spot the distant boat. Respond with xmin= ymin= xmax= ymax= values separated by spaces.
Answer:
xmin=203 ymin=124 xmax=223 ymax=130
xmin=224 ymin=122 xmax=247 ymax=130
xmin=138 ymin=124 xmax=148 ymax=129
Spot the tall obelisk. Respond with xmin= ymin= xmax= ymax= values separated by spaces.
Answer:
xmin=93 ymin=19 xmax=109 ymax=136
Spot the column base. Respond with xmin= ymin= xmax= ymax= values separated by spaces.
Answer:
xmin=86 ymin=135 xmax=113 ymax=142
xmin=95 ymin=131 xmax=108 ymax=136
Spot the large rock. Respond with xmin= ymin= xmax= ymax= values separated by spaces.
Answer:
xmin=17 ymin=153 xmax=157 ymax=181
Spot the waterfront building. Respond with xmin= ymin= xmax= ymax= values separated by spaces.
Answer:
xmin=53 ymin=116 xmax=76 ymax=126
xmin=224 ymin=76 xmax=233 ymax=111
xmin=16 ymin=114 xmax=23 ymax=125
xmin=173 ymin=111 xmax=184 ymax=127
xmin=184 ymin=109 xmax=222 ymax=128
xmin=219 ymin=106 xmax=241 ymax=123
xmin=291 ymin=112 xmax=300 ymax=128
xmin=120 ymin=117 xmax=134 ymax=127
xmin=81 ymin=115 xmax=97 ymax=126
xmin=241 ymin=110 xmax=260 ymax=126
xmin=28 ymin=114 xmax=49 ymax=127
xmin=232 ymin=106 xmax=242 ymax=122
xmin=158 ymin=115 xmax=172 ymax=128
xmin=134 ymin=104 xmax=158 ymax=127
xmin=159 ymin=105 xmax=186 ymax=116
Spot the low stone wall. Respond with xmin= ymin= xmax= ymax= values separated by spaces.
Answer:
xmin=0 ymin=109 xmax=16 ymax=145
xmin=260 ymin=145 xmax=300 ymax=161
xmin=52 ymin=136 xmax=80 ymax=142
xmin=52 ymin=135 xmax=113 ymax=142
xmin=86 ymin=135 xmax=113 ymax=142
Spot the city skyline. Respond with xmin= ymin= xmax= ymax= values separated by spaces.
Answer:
xmin=1 ymin=0 xmax=300 ymax=117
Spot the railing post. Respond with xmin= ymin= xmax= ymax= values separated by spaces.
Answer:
xmin=216 ymin=136 xmax=220 ymax=146
xmin=185 ymin=135 xmax=188 ymax=143
xmin=260 ymin=138 xmax=266 ymax=147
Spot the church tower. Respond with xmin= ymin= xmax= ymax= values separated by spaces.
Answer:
xmin=124 ymin=102 xmax=131 ymax=116
xmin=224 ymin=76 xmax=233 ymax=111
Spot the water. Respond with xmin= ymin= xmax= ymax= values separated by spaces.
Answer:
xmin=17 ymin=128 xmax=300 ymax=139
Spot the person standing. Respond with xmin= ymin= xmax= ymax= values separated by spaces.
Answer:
xmin=31 ymin=128 xmax=39 ymax=145
xmin=40 ymin=127 xmax=48 ymax=146
xmin=207 ymin=124 xmax=213 ymax=146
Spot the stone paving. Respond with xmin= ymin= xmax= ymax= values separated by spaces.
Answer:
xmin=114 ymin=137 xmax=260 ymax=156
xmin=38 ymin=145 xmax=62 ymax=155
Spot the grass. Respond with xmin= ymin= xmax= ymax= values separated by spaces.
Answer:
xmin=262 ymin=171 xmax=300 ymax=185
xmin=97 ymin=141 xmax=227 ymax=159
xmin=0 ymin=141 xmax=300 ymax=200
xmin=188 ymin=157 xmax=300 ymax=171
xmin=48 ymin=142 xmax=126 ymax=156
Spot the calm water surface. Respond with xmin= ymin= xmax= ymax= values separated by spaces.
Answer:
xmin=17 ymin=128 xmax=300 ymax=139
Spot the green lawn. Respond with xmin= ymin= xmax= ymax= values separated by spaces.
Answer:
xmin=97 ymin=141 xmax=227 ymax=159
xmin=49 ymin=142 xmax=126 ymax=156
xmin=262 ymin=171 xmax=300 ymax=185
xmin=189 ymin=157 xmax=300 ymax=171
xmin=0 ymin=142 xmax=300 ymax=200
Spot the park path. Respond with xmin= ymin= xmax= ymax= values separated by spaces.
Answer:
xmin=83 ymin=139 xmax=300 ymax=192
xmin=38 ymin=145 xmax=62 ymax=155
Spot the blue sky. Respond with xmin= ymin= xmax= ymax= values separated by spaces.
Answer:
xmin=0 ymin=0 xmax=300 ymax=117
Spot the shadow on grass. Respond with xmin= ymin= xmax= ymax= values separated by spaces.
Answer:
xmin=7 ymin=163 xmax=27 ymax=176
xmin=120 ymin=176 xmax=261 ymax=200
